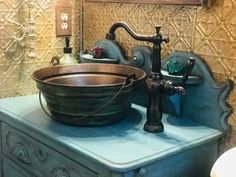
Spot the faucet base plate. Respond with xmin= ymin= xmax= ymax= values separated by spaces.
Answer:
xmin=143 ymin=121 xmax=164 ymax=133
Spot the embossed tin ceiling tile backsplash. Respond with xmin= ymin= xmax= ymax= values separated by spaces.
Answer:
xmin=0 ymin=0 xmax=80 ymax=97
xmin=83 ymin=0 xmax=236 ymax=75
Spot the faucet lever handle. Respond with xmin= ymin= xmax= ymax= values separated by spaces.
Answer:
xmin=174 ymin=85 xmax=186 ymax=95
xmin=182 ymin=57 xmax=195 ymax=84
xmin=163 ymin=36 xmax=170 ymax=43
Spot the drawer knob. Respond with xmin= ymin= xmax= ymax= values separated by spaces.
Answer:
xmin=35 ymin=149 xmax=49 ymax=161
xmin=13 ymin=143 xmax=31 ymax=164
xmin=138 ymin=168 xmax=146 ymax=175
xmin=52 ymin=168 xmax=70 ymax=177
xmin=133 ymin=168 xmax=146 ymax=177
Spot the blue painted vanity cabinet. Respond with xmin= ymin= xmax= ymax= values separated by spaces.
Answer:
xmin=0 ymin=94 xmax=224 ymax=177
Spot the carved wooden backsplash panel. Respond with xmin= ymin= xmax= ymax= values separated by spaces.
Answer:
xmin=82 ymin=0 xmax=236 ymax=149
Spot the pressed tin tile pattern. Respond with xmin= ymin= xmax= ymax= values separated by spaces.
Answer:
xmin=0 ymin=0 xmax=80 ymax=97
xmin=82 ymin=0 xmax=236 ymax=149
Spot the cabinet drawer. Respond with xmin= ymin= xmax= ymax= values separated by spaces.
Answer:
xmin=1 ymin=123 xmax=97 ymax=177
xmin=2 ymin=158 xmax=37 ymax=177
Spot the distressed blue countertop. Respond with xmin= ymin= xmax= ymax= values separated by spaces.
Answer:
xmin=0 ymin=94 xmax=222 ymax=172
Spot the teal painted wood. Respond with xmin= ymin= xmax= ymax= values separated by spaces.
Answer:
xmin=80 ymin=39 xmax=127 ymax=64
xmin=126 ymin=48 xmax=232 ymax=138
xmin=129 ymin=141 xmax=219 ymax=177
xmin=162 ymin=52 xmax=233 ymax=138
xmin=2 ymin=123 xmax=98 ymax=177
xmin=0 ymin=120 xmax=2 ymax=177
xmin=2 ymin=158 xmax=36 ymax=177
xmin=0 ymin=164 xmax=1 ymax=177
xmin=86 ymin=41 xmax=233 ymax=138
xmin=0 ymin=94 xmax=222 ymax=174
xmin=1 ymin=41 xmax=231 ymax=176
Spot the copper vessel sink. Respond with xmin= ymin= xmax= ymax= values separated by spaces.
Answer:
xmin=32 ymin=63 xmax=146 ymax=126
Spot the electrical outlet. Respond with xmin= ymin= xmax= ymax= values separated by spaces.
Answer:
xmin=55 ymin=2 xmax=72 ymax=37
xmin=61 ymin=13 xmax=69 ymax=21
xmin=61 ymin=22 xmax=68 ymax=30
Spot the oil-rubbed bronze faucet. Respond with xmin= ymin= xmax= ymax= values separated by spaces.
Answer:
xmin=106 ymin=22 xmax=194 ymax=133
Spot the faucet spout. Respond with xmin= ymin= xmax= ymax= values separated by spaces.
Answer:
xmin=106 ymin=22 xmax=169 ymax=74
xmin=106 ymin=22 xmax=154 ymax=42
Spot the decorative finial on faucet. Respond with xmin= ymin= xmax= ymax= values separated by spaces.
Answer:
xmin=155 ymin=26 xmax=170 ymax=43
xmin=155 ymin=25 xmax=161 ymax=34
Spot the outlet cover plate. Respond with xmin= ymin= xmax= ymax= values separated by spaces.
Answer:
xmin=55 ymin=3 xmax=72 ymax=37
